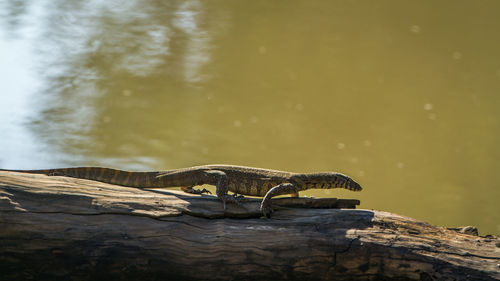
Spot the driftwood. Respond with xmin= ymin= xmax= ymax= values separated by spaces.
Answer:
xmin=0 ymin=171 xmax=499 ymax=281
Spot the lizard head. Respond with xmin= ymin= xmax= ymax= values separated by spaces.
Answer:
xmin=291 ymin=172 xmax=363 ymax=191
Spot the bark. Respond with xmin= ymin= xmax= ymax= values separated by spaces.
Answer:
xmin=0 ymin=171 xmax=499 ymax=281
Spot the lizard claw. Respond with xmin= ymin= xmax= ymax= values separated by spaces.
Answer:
xmin=234 ymin=194 xmax=246 ymax=200
xmin=184 ymin=187 xmax=211 ymax=195
xmin=199 ymin=188 xmax=211 ymax=195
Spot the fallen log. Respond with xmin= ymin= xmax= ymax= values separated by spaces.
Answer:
xmin=0 ymin=171 xmax=499 ymax=281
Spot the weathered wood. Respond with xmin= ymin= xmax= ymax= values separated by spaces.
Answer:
xmin=0 ymin=171 xmax=499 ymax=281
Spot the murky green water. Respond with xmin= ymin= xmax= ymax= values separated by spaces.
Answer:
xmin=1 ymin=0 xmax=499 ymax=234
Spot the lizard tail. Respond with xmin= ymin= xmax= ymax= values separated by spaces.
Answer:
xmin=0 ymin=167 xmax=162 ymax=188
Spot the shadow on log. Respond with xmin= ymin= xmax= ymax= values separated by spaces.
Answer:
xmin=0 ymin=171 xmax=499 ymax=281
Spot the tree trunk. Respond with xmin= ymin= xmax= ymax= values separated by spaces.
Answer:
xmin=0 ymin=171 xmax=499 ymax=281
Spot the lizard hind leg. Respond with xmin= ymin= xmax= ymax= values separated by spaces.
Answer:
xmin=202 ymin=170 xmax=246 ymax=210
xmin=201 ymin=170 xmax=247 ymax=210
xmin=181 ymin=186 xmax=212 ymax=195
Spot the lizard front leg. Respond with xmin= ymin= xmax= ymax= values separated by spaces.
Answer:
xmin=260 ymin=183 xmax=299 ymax=218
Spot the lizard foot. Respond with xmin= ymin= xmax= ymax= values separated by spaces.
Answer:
xmin=233 ymin=194 xmax=247 ymax=202
xmin=183 ymin=187 xmax=212 ymax=195
xmin=232 ymin=193 xmax=246 ymax=200
xmin=220 ymin=194 xmax=246 ymax=210
xmin=260 ymin=200 xmax=274 ymax=218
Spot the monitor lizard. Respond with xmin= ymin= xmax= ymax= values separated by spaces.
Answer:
xmin=0 ymin=165 xmax=362 ymax=217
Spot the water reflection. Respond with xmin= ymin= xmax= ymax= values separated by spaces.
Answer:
xmin=1 ymin=0 xmax=224 ymax=168
xmin=0 ymin=0 xmax=499 ymax=235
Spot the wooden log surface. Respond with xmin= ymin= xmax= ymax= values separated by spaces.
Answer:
xmin=0 ymin=171 xmax=499 ymax=281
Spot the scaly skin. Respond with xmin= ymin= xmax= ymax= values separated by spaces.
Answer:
xmin=0 ymin=164 xmax=362 ymax=217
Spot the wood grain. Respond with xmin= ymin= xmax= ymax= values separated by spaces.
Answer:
xmin=1 ymin=171 xmax=499 ymax=281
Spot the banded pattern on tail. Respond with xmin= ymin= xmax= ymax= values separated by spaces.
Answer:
xmin=0 ymin=167 xmax=163 ymax=188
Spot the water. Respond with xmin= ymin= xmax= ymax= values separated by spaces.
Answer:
xmin=1 ymin=0 xmax=499 ymax=235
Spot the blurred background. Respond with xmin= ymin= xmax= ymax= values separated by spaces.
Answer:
xmin=0 ymin=0 xmax=499 ymax=235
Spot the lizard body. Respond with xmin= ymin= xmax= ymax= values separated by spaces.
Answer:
xmin=0 ymin=165 xmax=362 ymax=217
